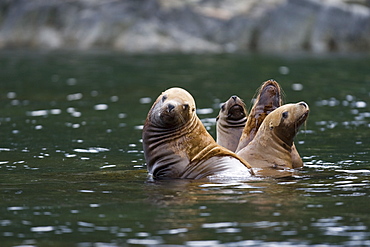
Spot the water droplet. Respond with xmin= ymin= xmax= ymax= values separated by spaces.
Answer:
xmin=71 ymin=112 xmax=81 ymax=118
xmin=67 ymin=93 xmax=83 ymax=101
xmin=78 ymin=190 xmax=95 ymax=193
xmin=100 ymin=164 xmax=116 ymax=169
xmin=139 ymin=97 xmax=152 ymax=104
xmin=27 ymin=110 xmax=48 ymax=117
xmin=11 ymin=100 xmax=20 ymax=106
xmin=118 ymin=113 xmax=127 ymax=118
xmin=7 ymin=92 xmax=16 ymax=99
xmin=110 ymin=96 xmax=119 ymax=102
xmin=78 ymin=221 xmax=95 ymax=227
xmin=67 ymin=107 xmax=76 ymax=113
xmin=31 ymin=226 xmax=55 ymax=233
xmin=91 ymin=90 xmax=99 ymax=97
xmin=292 ymin=83 xmax=303 ymax=91
xmin=355 ymin=101 xmax=366 ymax=108
xmin=66 ymin=78 xmax=77 ymax=86
xmin=279 ymin=66 xmax=290 ymax=75
xmin=135 ymin=125 xmax=144 ymax=130
xmin=65 ymin=154 xmax=77 ymax=158
xmin=94 ymin=104 xmax=108 ymax=111
xmin=50 ymin=109 xmax=62 ymax=115
xmin=346 ymin=95 xmax=355 ymax=101
xmin=7 ymin=206 xmax=28 ymax=211
xmin=197 ymin=108 xmax=213 ymax=115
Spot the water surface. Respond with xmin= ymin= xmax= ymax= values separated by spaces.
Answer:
xmin=1 ymin=51 xmax=370 ymax=246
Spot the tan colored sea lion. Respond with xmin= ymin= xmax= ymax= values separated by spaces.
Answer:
xmin=236 ymin=79 xmax=282 ymax=152
xmin=236 ymin=79 xmax=303 ymax=168
xmin=142 ymin=87 xmax=254 ymax=180
xmin=236 ymin=102 xmax=309 ymax=177
xmin=216 ymin=95 xmax=248 ymax=152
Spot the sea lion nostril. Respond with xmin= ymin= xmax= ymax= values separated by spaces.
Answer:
xmin=299 ymin=102 xmax=307 ymax=108
xmin=167 ymin=103 xmax=175 ymax=112
xmin=231 ymin=95 xmax=237 ymax=101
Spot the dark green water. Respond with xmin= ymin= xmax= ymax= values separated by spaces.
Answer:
xmin=1 ymin=51 xmax=370 ymax=247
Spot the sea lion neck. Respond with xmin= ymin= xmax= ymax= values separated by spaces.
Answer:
xmin=274 ymin=124 xmax=296 ymax=147
xmin=184 ymin=117 xmax=216 ymax=160
xmin=259 ymin=124 xmax=293 ymax=154
xmin=273 ymin=102 xmax=309 ymax=146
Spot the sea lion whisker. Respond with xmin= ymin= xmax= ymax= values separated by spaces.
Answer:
xmin=177 ymin=111 xmax=187 ymax=125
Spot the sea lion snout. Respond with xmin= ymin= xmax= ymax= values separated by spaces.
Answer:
xmin=298 ymin=101 xmax=308 ymax=109
xmin=167 ymin=103 xmax=175 ymax=113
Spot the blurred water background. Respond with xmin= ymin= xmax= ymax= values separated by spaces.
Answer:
xmin=1 ymin=0 xmax=370 ymax=246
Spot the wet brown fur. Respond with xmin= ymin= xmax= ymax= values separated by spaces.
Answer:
xmin=142 ymin=87 xmax=253 ymax=179
xmin=237 ymin=102 xmax=309 ymax=177
xmin=236 ymin=79 xmax=303 ymax=169
xmin=236 ymin=79 xmax=282 ymax=152
xmin=216 ymin=95 xmax=248 ymax=152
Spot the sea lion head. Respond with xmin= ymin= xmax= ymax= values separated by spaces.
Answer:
xmin=217 ymin=95 xmax=247 ymax=123
xmin=254 ymin=79 xmax=282 ymax=114
xmin=236 ymin=79 xmax=283 ymax=152
xmin=149 ymin=87 xmax=196 ymax=128
xmin=265 ymin=102 xmax=309 ymax=145
xmin=236 ymin=101 xmax=309 ymax=175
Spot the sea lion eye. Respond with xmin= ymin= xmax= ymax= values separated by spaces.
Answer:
xmin=282 ymin=111 xmax=289 ymax=119
xmin=183 ymin=104 xmax=189 ymax=110
xmin=221 ymin=103 xmax=226 ymax=112
xmin=162 ymin=95 xmax=167 ymax=102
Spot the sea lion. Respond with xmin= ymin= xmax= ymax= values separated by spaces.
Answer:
xmin=236 ymin=79 xmax=303 ymax=168
xmin=236 ymin=102 xmax=309 ymax=177
xmin=216 ymin=95 xmax=248 ymax=152
xmin=142 ymin=87 xmax=254 ymax=180
xmin=236 ymin=79 xmax=282 ymax=152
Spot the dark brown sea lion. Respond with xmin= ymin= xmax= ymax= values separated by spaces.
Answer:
xmin=235 ymin=79 xmax=282 ymax=152
xmin=216 ymin=95 xmax=248 ymax=152
xmin=142 ymin=87 xmax=254 ymax=180
xmin=236 ymin=102 xmax=309 ymax=177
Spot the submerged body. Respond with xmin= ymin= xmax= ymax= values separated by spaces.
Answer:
xmin=142 ymin=87 xmax=253 ymax=180
xmin=237 ymin=102 xmax=309 ymax=177
xmin=216 ymin=95 xmax=248 ymax=152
